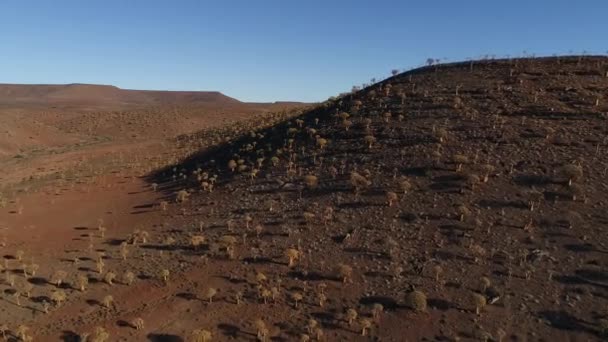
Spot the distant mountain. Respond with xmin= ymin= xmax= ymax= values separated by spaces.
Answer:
xmin=0 ymin=83 xmax=240 ymax=109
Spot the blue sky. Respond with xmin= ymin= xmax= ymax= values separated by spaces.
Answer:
xmin=0 ymin=1 xmax=606 ymax=102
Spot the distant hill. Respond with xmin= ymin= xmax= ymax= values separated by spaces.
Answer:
xmin=0 ymin=83 xmax=240 ymax=109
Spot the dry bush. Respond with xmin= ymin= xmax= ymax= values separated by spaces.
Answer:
xmin=404 ymin=290 xmax=427 ymax=312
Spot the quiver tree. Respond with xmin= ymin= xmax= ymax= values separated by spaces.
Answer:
xmin=15 ymin=250 xmax=24 ymax=261
xmin=0 ymin=324 xmax=8 ymax=340
xmin=205 ymin=287 xmax=217 ymax=303
xmin=453 ymin=154 xmax=469 ymax=172
xmin=51 ymin=290 xmax=67 ymax=307
xmin=254 ymin=319 xmax=268 ymax=341
xmin=104 ymin=271 xmax=116 ymax=285
xmin=260 ymin=288 xmax=271 ymax=304
xmin=119 ymin=242 xmax=129 ymax=260
xmin=235 ymin=291 xmax=243 ymax=305
xmin=434 ymin=128 xmax=448 ymax=143
xmin=228 ymin=160 xmax=237 ymax=172
xmin=364 ymin=135 xmax=376 ymax=149
xmin=161 ymin=269 xmax=170 ymax=284
xmin=432 ymin=265 xmax=443 ymax=282
xmin=346 ymin=308 xmax=358 ymax=325
xmin=51 ymin=270 xmax=68 ymax=287
xmin=382 ymin=111 xmax=391 ymax=123
xmin=527 ymin=189 xmax=544 ymax=211
xmin=303 ymin=175 xmax=319 ymax=190
xmin=102 ymin=295 xmax=114 ymax=308
xmin=317 ymin=292 xmax=327 ymax=307
xmin=21 ymin=282 xmax=33 ymax=299
xmin=471 ymin=293 xmax=487 ymax=315
xmin=96 ymin=260 xmax=105 ymax=274
xmin=557 ymin=164 xmax=583 ymax=186
xmin=336 ymin=264 xmax=353 ymax=283
xmin=12 ymin=290 xmax=21 ymax=306
xmin=77 ymin=274 xmax=89 ymax=292
xmin=372 ymin=303 xmax=384 ymax=320
xmin=191 ymin=235 xmax=206 ymax=250
xmin=350 ymin=172 xmax=371 ymax=197
xmin=398 ymin=177 xmax=412 ymax=194
xmin=28 ymin=263 xmax=39 ymax=276
xmin=159 ymin=201 xmax=168 ymax=211
xmin=386 ymin=191 xmax=398 ymax=207
xmin=456 ymin=204 xmax=471 ymax=221
xmin=16 ymin=325 xmax=30 ymax=342
xmin=307 ymin=319 xmax=318 ymax=335
xmin=479 ymin=164 xmax=495 ymax=183
xmin=496 ymin=328 xmax=507 ymax=342
xmin=285 ymin=248 xmax=300 ymax=267
xmin=176 ymin=189 xmax=189 ymax=203
xmin=360 ymin=318 xmax=372 ymax=336
xmin=479 ymin=276 xmax=491 ymax=292
xmin=191 ymin=329 xmax=213 ymax=342
xmin=291 ymin=292 xmax=303 ymax=308
xmin=92 ymin=326 xmax=110 ymax=342
xmin=123 ymin=271 xmax=135 ymax=285
xmin=316 ymin=137 xmax=328 ymax=149
xmin=131 ymin=317 xmax=144 ymax=330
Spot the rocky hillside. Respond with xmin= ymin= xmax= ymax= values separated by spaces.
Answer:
xmin=148 ymin=56 xmax=608 ymax=341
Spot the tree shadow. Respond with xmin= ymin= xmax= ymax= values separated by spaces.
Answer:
xmin=176 ymin=292 xmax=198 ymax=301
xmin=117 ymin=320 xmax=132 ymax=328
xmin=287 ymin=270 xmax=330 ymax=282
xmin=86 ymin=299 xmax=101 ymax=306
xmin=28 ymin=277 xmax=48 ymax=285
xmin=428 ymin=298 xmax=455 ymax=311
xmin=359 ymin=296 xmax=399 ymax=310
xmin=147 ymin=334 xmax=184 ymax=342
xmin=60 ymin=330 xmax=80 ymax=342
xmin=537 ymin=310 xmax=597 ymax=335
xmin=217 ymin=323 xmax=243 ymax=339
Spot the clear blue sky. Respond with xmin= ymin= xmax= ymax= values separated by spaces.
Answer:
xmin=1 ymin=1 xmax=606 ymax=102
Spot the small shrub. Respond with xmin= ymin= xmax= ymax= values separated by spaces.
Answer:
xmin=404 ymin=290 xmax=427 ymax=312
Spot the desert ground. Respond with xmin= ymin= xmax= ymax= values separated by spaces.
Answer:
xmin=1 ymin=56 xmax=608 ymax=341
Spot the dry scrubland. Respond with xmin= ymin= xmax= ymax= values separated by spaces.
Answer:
xmin=1 ymin=56 xmax=608 ymax=341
